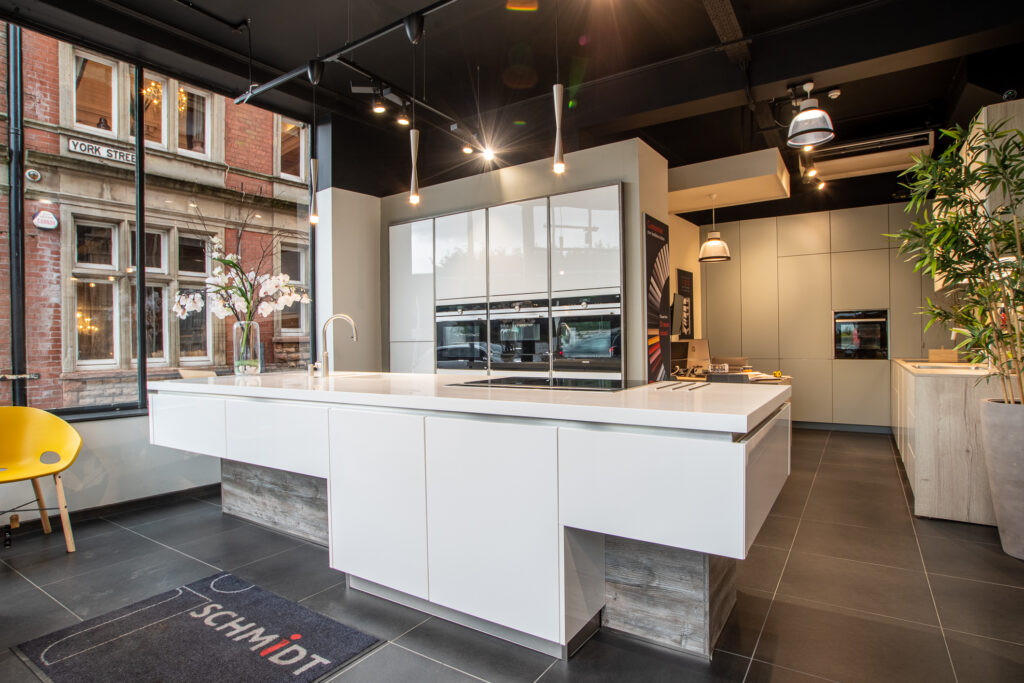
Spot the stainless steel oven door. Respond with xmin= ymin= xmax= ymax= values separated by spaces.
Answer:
xmin=489 ymin=312 xmax=551 ymax=372
xmin=435 ymin=304 xmax=489 ymax=370
xmin=552 ymin=308 xmax=622 ymax=373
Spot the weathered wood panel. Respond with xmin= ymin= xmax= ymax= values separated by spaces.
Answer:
xmin=603 ymin=534 xmax=736 ymax=659
xmin=221 ymin=460 xmax=328 ymax=545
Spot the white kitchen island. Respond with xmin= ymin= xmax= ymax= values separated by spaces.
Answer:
xmin=148 ymin=372 xmax=791 ymax=660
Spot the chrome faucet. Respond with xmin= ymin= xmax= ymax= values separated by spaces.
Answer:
xmin=320 ymin=313 xmax=358 ymax=378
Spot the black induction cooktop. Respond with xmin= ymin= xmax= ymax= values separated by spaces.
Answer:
xmin=454 ymin=376 xmax=648 ymax=392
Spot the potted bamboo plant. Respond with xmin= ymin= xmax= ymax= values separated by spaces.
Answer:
xmin=896 ymin=113 xmax=1024 ymax=559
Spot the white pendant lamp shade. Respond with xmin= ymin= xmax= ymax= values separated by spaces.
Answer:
xmin=308 ymin=157 xmax=319 ymax=224
xmin=409 ymin=128 xmax=421 ymax=205
xmin=552 ymin=83 xmax=565 ymax=174
xmin=698 ymin=231 xmax=731 ymax=262
xmin=787 ymin=97 xmax=835 ymax=149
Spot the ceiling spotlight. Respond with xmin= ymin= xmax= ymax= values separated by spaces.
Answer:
xmin=371 ymin=86 xmax=386 ymax=114
xmin=788 ymin=81 xmax=835 ymax=149
xmin=482 ymin=148 xmax=495 ymax=161
xmin=828 ymin=88 xmax=841 ymax=100
xmin=396 ymin=104 xmax=410 ymax=126
xmin=806 ymin=167 xmax=818 ymax=178
xmin=462 ymin=145 xmax=473 ymax=154
xmin=817 ymin=180 xmax=827 ymax=191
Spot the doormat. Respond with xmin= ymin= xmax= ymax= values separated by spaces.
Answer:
xmin=13 ymin=573 xmax=381 ymax=683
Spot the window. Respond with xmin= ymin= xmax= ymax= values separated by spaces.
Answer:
xmin=280 ymin=119 xmax=305 ymax=179
xmin=76 ymin=223 xmax=115 ymax=267
xmin=178 ymin=87 xmax=208 ymax=155
xmin=74 ymin=53 xmax=116 ymax=134
xmin=130 ymin=285 xmax=167 ymax=362
xmin=178 ymin=235 xmax=208 ymax=275
xmin=130 ymin=229 xmax=167 ymax=273
xmin=129 ymin=67 xmax=166 ymax=145
xmin=178 ymin=286 xmax=210 ymax=361
xmin=75 ymin=280 xmax=117 ymax=363
xmin=279 ymin=245 xmax=308 ymax=333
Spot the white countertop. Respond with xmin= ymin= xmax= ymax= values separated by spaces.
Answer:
xmin=148 ymin=372 xmax=791 ymax=434
xmin=893 ymin=359 xmax=993 ymax=377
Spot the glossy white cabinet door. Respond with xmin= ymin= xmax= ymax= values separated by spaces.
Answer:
xmin=425 ymin=416 xmax=559 ymax=641
xmin=329 ymin=409 xmax=429 ymax=599
xmin=550 ymin=186 xmax=621 ymax=292
xmin=390 ymin=220 xmax=434 ymax=342
xmin=149 ymin=394 xmax=226 ymax=457
xmin=488 ymin=199 xmax=549 ymax=296
xmin=435 ymin=210 xmax=486 ymax=300
xmin=225 ymin=399 xmax=329 ymax=478
xmin=389 ymin=341 xmax=435 ymax=373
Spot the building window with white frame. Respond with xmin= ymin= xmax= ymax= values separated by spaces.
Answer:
xmin=178 ymin=86 xmax=209 ymax=156
xmin=279 ymin=244 xmax=308 ymax=333
xmin=128 ymin=67 xmax=167 ymax=146
xmin=75 ymin=279 xmax=118 ymax=363
xmin=73 ymin=52 xmax=117 ymax=134
xmin=279 ymin=118 xmax=306 ymax=179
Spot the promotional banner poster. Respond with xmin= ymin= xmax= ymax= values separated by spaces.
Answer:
xmin=644 ymin=214 xmax=671 ymax=382
xmin=676 ymin=269 xmax=694 ymax=340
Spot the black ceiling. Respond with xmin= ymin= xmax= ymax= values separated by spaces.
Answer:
xmin=3 ymin=0 xmax=1023 ymax=207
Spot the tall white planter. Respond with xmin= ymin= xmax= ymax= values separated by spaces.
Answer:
xmin=980 ymin=399 xmax=1024 ymax=560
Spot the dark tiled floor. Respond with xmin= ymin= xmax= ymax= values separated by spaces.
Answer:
xmin=2 ymin=429 xmax=1023 ymax=681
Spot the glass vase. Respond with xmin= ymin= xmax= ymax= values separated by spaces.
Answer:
xmin=233 ymin=320 xmax=261 ymax=376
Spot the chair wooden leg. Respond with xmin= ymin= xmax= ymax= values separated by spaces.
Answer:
xmin=31 ymin=478 xmax=53 ymax=535
xmin=52 ymin=473 xmax=75 ymax=553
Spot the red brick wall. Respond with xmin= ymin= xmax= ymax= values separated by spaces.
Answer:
xmin=226 ymin=102 xmax=274 ymax=175
xmin=22 ymin=30 xmax=60 ymax=155
xmin=23 ymin=199 xmax=64 ymax=409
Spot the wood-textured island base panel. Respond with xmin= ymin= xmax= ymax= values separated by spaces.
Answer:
xmin=604 ymin=536 xmax=736 ymax=659
xmin=221 ymin=460 xmax=329 ymax=545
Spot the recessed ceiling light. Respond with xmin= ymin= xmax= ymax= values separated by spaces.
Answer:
xmin=817 ymin=181 xmax=826 ymax=190
xmin=482 ymin=148 xmax=495 ymax=161
xmin=462 ymin=145 xmax=473 ymax=154
xmin=807 ymin=168 xmax=818 ymax=177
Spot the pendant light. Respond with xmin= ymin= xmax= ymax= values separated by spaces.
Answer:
xmin=698 ymin=194 xmax=730 ymax=263
xmin=551 ymin=0 xmax=565 ymax=174
xmin=787 ymin=81 xmax=834 ymax=150
xmin=307 ymin=59 xmax=323 ymax=225
xmin=409 ymin=127 xmax=420 ymax=204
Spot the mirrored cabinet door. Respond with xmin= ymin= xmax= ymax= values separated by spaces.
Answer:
xmin=550 ymin=185 xmax=621 ymax=293
xmin=488 ymin=198 xmax=549 ymax=297
xmin=434 ymin=210 xmax=486 ymax=300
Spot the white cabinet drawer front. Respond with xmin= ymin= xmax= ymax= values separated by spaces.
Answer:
xmin=225 ymin=400 xmax=328 ymax=478
xmin=559 ymin=427 xmax=746 ymax=558
xmin=425 ymin=416 xmax=560 ymax=642
xmin=150 ymin=393 xmax=226 ymax=458
xmin=329 ymin=409 xmax=428 ymax=600
xmin=743 ymin=404 xmax=791 ymax=553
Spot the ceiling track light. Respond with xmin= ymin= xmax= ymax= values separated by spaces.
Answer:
xmin=461 ymin=145 xmax=473 ymax=154
xmin=409 ymin=128 xmax=421 ymax=205
xmin=787 ymin=81 xmax=835 ymax=149
xmin=553 ymin=83 xmax=565 ymax=174
xmin=371 ymin=85 xmax=386 ymax=114
xmin=698 ymin=193 xmax=731 ymax=263
xmin=396 ymin=103 xmax=411 ymax=126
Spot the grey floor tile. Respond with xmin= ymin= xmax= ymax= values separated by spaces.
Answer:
xmin=754 ymin=515 xmax=800 ymax=550
xmin=777 ymin=551 xmax=937 ymax=624
xmin=745 ymin=660 xmax=836 ymax=682
xmin=333 ymin=644 xmax=477 ymax=682
xmin=3 ymin=528 xmax=165 ymax=586
xmin=792 ymin=519 xmax=921 ymax=570
xmin=912 ymin=516 xmax=1002 ymax=546
xmin=815 ymin=461 xmax=902 ymax=485
xmin=820 ymin=449 xmax=897 ymax=471
xmin=0 ymin=648 xmax=42 ymax=682
xmin=945 ymin=630 xmax=1024 ymax=683
xmin=716 ymin=588 xmax=772 ymax=657
xmin=43 ymin=547 xmax=216 ymax=619
xmin=770 ymin=472 xmax=815 ymax=518
xmin=930 ymin=574 xmax=1024 ymax=644
xmin=129 ymin=504 xmax=249 ymax=548
xmin=395 ymin=616 xmax=554 ymax=683
xmin=174 ymin=522 xmax=303 ymax=570
xmin=792 ymin=429 xmax=829 ymax=446
xmin=231 ymin=542 xmax=344 ymax=602
xmin=826 ymin=431 xmax=894 ymax=451
xmin=300 ymin=583 xmax=430 ymax=642
xmin=790 ymin=449 xmax=823 ymax=473
xmin=1 ymin=560 xmax=38 ymax=596
xmin=919 ymin=534 xmax=1024 ymax=587
xmin=101 ymin=497 xmax=217 ymax=528
xmin=0 ymin=518 xmax=121 ymax=559
xmin=753 ymin=595 xmax=954 ymax=683
xmin=801 ymin=488 xmax=913 ymax=533
xmin=0 ymin=585 xmax=81 ymax=650
xmin=805 ymin=469 xmax=905 ymax=499
xmin=736 ymin=546 xmax=788 ymax=592
xmin=539 ymin=630 xmax=748 ymax=683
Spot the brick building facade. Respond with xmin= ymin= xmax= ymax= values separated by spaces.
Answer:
xmin=1 ymin=25 xmax=312 ymax=410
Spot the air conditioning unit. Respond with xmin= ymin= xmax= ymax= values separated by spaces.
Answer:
xmin=808 ymin=131 xmax=934 ymax=181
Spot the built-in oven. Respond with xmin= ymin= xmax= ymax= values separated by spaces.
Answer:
xmin=489 ymin=297 xmax=551 ymax=373
xmin=551 ymin=292 xmax=622 ymax=377
xmin=435 ymin=300 xmax=489 ymax=371
xmin=834 ymin=310 xmax=889 ymax=359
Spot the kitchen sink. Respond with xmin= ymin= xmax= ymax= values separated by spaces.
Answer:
xmin=910 ymin=362 xmax=985 ymax=370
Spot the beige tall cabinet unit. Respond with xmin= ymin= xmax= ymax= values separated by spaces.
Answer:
xmin=701 ymin=222 xmax=742 ymax=358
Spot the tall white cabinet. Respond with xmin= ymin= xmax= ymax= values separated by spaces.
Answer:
xmin=390 ymin=219 xmax=434 ymax=372
xmin=488 ymin=198 xmax=550 ymax=296
xmin=549 ymin=186 xmax=621 ymax=292
xmin=434 ymin=209 xmax=487 ymax=300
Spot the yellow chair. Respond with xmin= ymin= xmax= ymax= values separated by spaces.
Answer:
xmin=0 ymin=406 xmax=82 ymax=553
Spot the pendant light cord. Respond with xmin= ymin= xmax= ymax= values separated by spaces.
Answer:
xmin=554 ymin=0 xmax=560 ymax=83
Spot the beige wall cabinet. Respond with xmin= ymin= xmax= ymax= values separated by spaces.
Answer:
xmin=781 ymin=358 xmax=833 ymax=423
xmin=739 ymin=218 xmax=779 ymax=359
xmin=779 ymin=253 xmax=832 ymax=360
xmin=700 ymin=221 xmax=742 ymax=357
xmin=831 ymin=249 xmax=889 ymax=311
xmin=891 ymin=361 xmax=999 ymax=525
